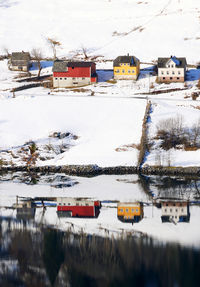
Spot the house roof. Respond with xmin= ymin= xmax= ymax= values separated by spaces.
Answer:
xmin=11 ymin=52 xmax=30 ymax=61
xmin=113 ymin=55 xmax=139 ymax=67
xmin=157 ymin=57 xmax=187 ymax=68
xmin=53 ymin=60 xmax=95 ymax=72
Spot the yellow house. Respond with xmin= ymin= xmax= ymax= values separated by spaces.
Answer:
xmin=117 ymin=202 xmax=143 ymax=223
xmin=113 ymin=54 xmax=140 ymax=80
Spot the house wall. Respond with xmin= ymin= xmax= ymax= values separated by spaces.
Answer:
xmin=9 ymin=64 xmax=29 ymax=72
xmin=53 ymin=76 xmax=91 ymax=88
xmin=114 ymin=62 xmax=140 ymax=80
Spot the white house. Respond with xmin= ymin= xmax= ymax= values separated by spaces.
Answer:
xmin=157 ymin=56 xmax=187 ymax=83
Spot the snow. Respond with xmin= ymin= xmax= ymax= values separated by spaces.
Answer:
xmin=0 ymin=91 xmax=146 ymax=167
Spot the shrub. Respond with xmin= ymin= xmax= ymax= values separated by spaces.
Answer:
xmin=191 ymin=92 xmax=199 ymax=100
xmin=197 ymin=79 xmax=200 ymax=89
xmin=155 ymin=116 xmax=200 ymax=150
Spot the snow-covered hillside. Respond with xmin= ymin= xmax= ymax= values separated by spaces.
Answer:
xmin=0 ymin=0 xmax=200 ymax=63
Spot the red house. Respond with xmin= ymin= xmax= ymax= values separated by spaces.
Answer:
xmin=53 ymin=60 xmax=97 ymax=88
xmin=57 ymin=197 xmax=101 ymax=218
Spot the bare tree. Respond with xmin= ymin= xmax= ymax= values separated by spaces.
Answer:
xmin=2 ymin=46 xmax=10 ymax=58
xmin=46 ymin=37 xmax=61 ymax=59
xmin=81 ymin=46 xmax=89 ymax=60
xmin=31 ymin=48 xmax=43 ymax=77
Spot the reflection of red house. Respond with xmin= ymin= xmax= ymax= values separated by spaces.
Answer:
xmin=57 ymin=197 xmax=101 ymax=218
xmin=53 ymin=60 xmax=97 ymax=88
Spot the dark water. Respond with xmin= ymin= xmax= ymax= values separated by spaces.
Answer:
xmin=0 ymin=224 xmax=200 ymax=287
xmin=0 ymin=172 xmax=200 ymax=286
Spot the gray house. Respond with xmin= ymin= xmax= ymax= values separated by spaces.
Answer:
xmin=157 ymin=56 xmax=187 ymax=83
xmin=8 ymin=52 xmax=31 ymax=72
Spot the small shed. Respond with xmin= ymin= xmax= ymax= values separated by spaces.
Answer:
xmin=8 ymin=51 xmax=31 ymax=72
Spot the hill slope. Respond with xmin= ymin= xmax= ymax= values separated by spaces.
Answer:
xmin=0 ymin=0 xmax=200 ymax=63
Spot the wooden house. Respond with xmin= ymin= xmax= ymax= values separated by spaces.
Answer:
xmin=161 ymin=201 xmax=190 ymax=223
xmin=57 ymin=197 xmax=101 ymax=218
xmin=117 ymin=202 xmax=143 ymax=223
xmin=113 ymin=54 xmax=140 ymax=80
xmin=157 ymin=56 xmax=187 ymax=83
xmin=8 ymin=51 xmax=31 ymax=72
xmin=52 ymin=60 xmax=97 ymax=88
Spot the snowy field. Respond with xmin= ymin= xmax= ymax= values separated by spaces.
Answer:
xmin=0 ymin=88 xmax=146 ymax=167
xmin=0 ymin=174 xmax=200 ymax=247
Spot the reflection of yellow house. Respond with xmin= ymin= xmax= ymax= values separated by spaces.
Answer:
xmin=113 ymin=54 xmax=140 ymax=80
xmin=117 ymin=202 xmax=143 ymax=223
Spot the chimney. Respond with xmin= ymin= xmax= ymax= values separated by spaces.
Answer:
xmin=127 ymin=53 xmax=129 ymax=56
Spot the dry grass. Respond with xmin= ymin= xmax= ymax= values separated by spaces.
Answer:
xmin=184 ymin=146 xmax=199 ymax=151
xmin=106 ymin=79 xmax=117 ymax=84
xmin=115 ymin=143 xmax=140 ymax=152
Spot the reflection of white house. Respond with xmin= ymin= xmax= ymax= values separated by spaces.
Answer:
xmin=161 ymin=201 xmax=190 ymax=223
xmin=157 ymin=56 xmax=187 ymax=83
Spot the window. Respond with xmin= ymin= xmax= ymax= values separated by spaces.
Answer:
xmin=171 ymin=65 xmax=174 ymax=68
xmin=165 ymin=209 xmax=167 ymax=212
xmin=68 ymin=203 xmax=71 ymax=206
xmin=128 ymin=70 xmax=131 ymax=73
xmin=163 ymin=77 xmax=165 ymax=80
xmin=72 ymin=67 xmax=74 ymax=69
xmin=132 ymin=70 xmax=135 ymax=73
xmin=181 ymin=208 xmax=184 ymax=212
xmin=176 ymin=209 xmax=178 ymax=212
xmin=76 ymin=203 xmax=79 ymax=206
xmin=82 ymin=77 xmax=85 ymax=80
xmin=128 ymin=216 xmax=130 ymax=219
xmin=55 ymin=77 xmax=58 ymax=80
xmin=177 ymin=77 xmax=180 ymax=80
xmin=161 ymin=71 xmax=164 ymax=75
xmin=172 ymin=71 xmax=175 ymax=75
xmin=167 ymin=71 xmax=169 ymax=75
xmin=126 ymin=208 xmax=129 ymax=212
xmin=170 ymin=209 xmax=172 ymax=213
xmin=120 ymin=208 xmax=123 ymax=212
xmin=64 ymin=78 xmax=67 ymax=80
xmin=136 ymin=209 xmax=138 ymax=212
xmin=122 ymin=69 xmax=125 ymax=73
xmin=170 ymin=77 xmax=172 ymax=80
xmin=72 ymin=77 xmax=75 ymax=80
xmin=178 ymin=71 xmax=181 ymax=75
xmin=131 ymin=209 xmax=134 ymax=212
xmin=116 ymin=69 xmax=119 ymax=73
xmin=60 ymin=78 xmax=62 ymax=80
xmin=63 ymin=203 xmax=66 ymax=206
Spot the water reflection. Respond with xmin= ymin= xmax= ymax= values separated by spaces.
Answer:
xmin=0 ymin=173 xmax=200 ymax=247
xmin=57 ymin=197 xmax=101 ymax=218
xmin=160 ymin=200 xmax=190 ymax=224
xmin=117 ymin=202 xmax=143 ymax=223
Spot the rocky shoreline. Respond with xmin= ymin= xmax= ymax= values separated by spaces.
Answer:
xmin=0 ymin=164 xmax=200 ymax=177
